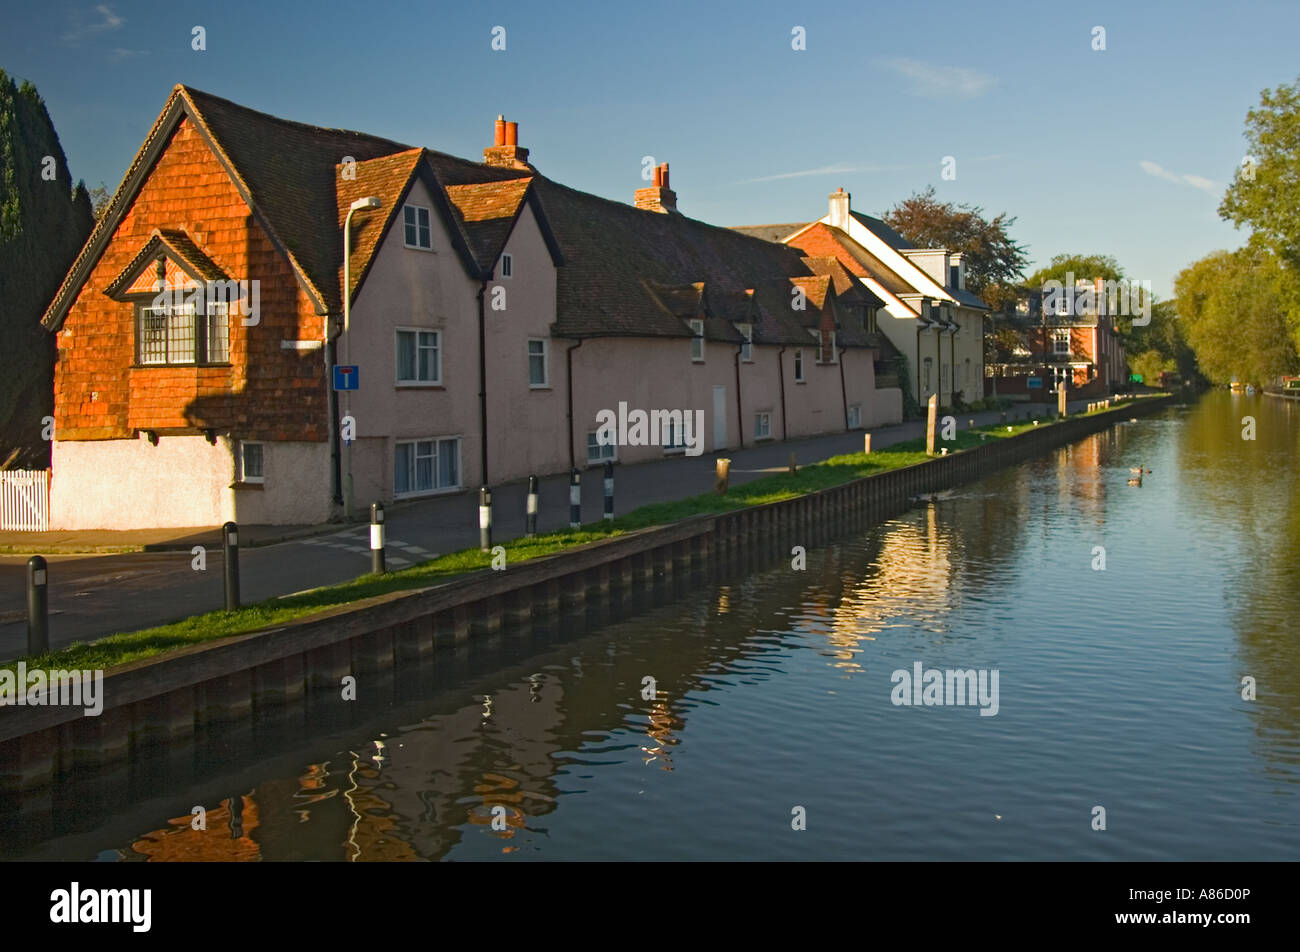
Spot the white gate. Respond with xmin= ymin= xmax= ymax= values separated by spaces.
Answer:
xmin=0 ymin=470 xmax=51 ymax=531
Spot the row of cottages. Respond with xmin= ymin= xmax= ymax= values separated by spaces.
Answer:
xmin=39 ymin=85 xmax=905 ymax=529
xmin=733 ymin=188 xmax=988 ymax=410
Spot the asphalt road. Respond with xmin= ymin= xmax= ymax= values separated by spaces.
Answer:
xmin=0 ymin=400 xmax=1070 ymax=659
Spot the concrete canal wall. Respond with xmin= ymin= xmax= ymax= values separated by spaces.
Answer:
xmin=0 ymin=395 xmax=1170 ymax=796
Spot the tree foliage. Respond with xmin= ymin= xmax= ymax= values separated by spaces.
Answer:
xmin=881 ymin=185 xmax=1029 ymax=302
xmin=1219 ymin=77 xmax=1300 ymax=269
xmin=0 ymin=70 xmax=95 ymax=468
xmin=1023 ymin=253 xmax=1125 ymax=288
xmin=1174 ymin=242 xmax=1299 ymax=386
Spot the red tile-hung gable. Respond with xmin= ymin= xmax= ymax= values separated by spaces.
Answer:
xmin=785 ymin=223 xmax=869 ymax=278
xmin=53 ymin=117 xmax=326 ymax=443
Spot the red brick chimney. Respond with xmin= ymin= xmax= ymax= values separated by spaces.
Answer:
xmin=484 ymin=115 xmax=531 ymax=169
xmin=634 ymin=162 xmax=677 ymax=213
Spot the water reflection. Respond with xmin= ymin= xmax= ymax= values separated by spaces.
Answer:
xmin=7 ymin=393 xmax=1298 ymax=861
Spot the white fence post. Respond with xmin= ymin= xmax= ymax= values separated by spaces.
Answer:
xmin=0 ymin=470 xmax=51 ymax=531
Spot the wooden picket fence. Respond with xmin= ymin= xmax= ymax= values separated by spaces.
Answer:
xmin=0 ymin=469 xmax=51 ymax=530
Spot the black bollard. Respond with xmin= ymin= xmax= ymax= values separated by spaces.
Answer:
xmin=370 ymin=502 xmax=386 ymax=574
xmin=569 ymin=469 xmax=581 ymax=529
xmin=479 ymin=486 xmax=492 ymax=551
xmin=603 ymin=461 xmax=614 ymax=521
xmin=525 ymin=475 xmax=539 ymax=537
xmin=26 ymin=556 xmax=49 ymax=657
xmin=222 ymin=521 xmax=240 ymax=610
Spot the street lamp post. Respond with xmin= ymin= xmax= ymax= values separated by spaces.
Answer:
xmin=343 ymin=196 xmax=382 ymax=521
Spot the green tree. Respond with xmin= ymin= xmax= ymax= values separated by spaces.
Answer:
xmin=881 ymin=185 xmax=1029 ymax=302
xmin=1174 ymin=242 xmax=1299 ymax=386
xmin=1023 ymin=253 xmax=1125 ymax=289
xmin=87 ymin=182 xmax=111 ymax=220
xmin=884 ymin=187 xmax=1030 ymax=372
xmin=0 ymin=70 xmax=95 ymax=469
xmin=1126 ymin=298 xmax=1200 ymax=386
xmin=1219 ymin=77 xmax=1300 ymax=269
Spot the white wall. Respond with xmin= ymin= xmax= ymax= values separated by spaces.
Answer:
xmin=50 ymin=435 xmax=331 ymax=529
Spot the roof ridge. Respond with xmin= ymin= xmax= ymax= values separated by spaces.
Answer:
xmin=178 ymin=84 xmax=413 ymax=152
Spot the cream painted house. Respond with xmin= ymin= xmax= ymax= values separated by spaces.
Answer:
xmin=734 ymin=189 xmax=988 ymax=410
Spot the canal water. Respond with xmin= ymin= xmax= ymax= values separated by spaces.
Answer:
xmin=4 ymin=391 xmax=1297 ymax=861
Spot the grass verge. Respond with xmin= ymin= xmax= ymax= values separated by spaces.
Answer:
xmin=4 ymin=400 xmax=1134 ymax=674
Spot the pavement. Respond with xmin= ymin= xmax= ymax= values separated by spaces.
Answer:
xmin=0 ymin=398 xmax=1105 ymax=659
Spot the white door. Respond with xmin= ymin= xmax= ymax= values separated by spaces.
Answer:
xmin=712 ymin=385 xmax=727 ymax=450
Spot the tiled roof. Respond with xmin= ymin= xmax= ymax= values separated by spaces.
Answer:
xmin=728 ymin=223 xmax=809 ymax=243
xmin=531 ymin=177 xmax=833 ymax=342
xmin=444 ymin=177 xmax=534 ymax=272
xmin=850 ymin=211 xmax=915 ymax=250
xmin=336 ymin=149 xmax=425 ymax=302
xmin=44 ymin=85 xmax=865 ymax=349
xmin=787 ymin=223 xmax=914 ymax=297
xmin=949 ymin=285 xmax=989 ymax=310
xmin=801 ymin=255 xmax=885 ymax=309
xmin=183 ymin=86 xmax=416 ymax=313
xmin=103 ymin=228 xmax=230 ymax=297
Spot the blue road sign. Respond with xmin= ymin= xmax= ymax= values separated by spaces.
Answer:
xmin=333 ymin=365 xmax=359 ymax=391
xmin=1027 ymin=376 xmax=1043 ymax=389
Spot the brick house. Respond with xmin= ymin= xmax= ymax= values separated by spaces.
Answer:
xmin=993 ymin=282 xmax=1129 ymax=397
xmin=40 ymin=86 xmax=903 ymax=529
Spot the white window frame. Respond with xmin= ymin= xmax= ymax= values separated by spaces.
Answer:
xmin=738 ymin=323 xmax=753 ymax=362
xmin=689 ymin=319 xmax=705 ymax=362
xmin=137 ymin=300 xmax=199 ymax=366
xmin=587 ymin=430 xmax=617 ymax=464
xmin=500 ymin=253 xmax=513 ymax=278
xmin=662 ymin=417 xmax=688 ymax=455
xmin=237 ymin=440 xmax=264 ymax=484
xmin=528 ymin=338 xmax=549 ymax=388
xmin=1053 ymin=328 xmax=1071 ymax=355
xmin=794 ymin=348 xmax=805 ymax=383
xmin=817 ymin=328 xmax=837 ymax=364
xmin=847 ymin=404 xmax=861 ymax=429
xmin=754 ymin=410 xmax=772 ymax=440
xmin=403 ymin=204 xmax=433 ymax=250
xmin=394 ymin=436 xmax=462 ymax=498
xmin=395 ymin=328 xmax=442 ymax=385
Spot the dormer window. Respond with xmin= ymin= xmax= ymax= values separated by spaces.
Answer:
xmin=107 ymin=233 xmax=234 ymax=367
xmin=817 ymin=328 xmax=837 ymax=364
xmin=738 ymin=323 xmax=753 ymax=362
xmin=689 ymin=319 xmax=704 ymax=361
xmin=403 ymin=204 xmax=432 ymax=250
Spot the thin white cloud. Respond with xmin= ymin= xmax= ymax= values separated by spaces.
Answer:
xmin=881 ymin=57 xmax=996 ymax=99
xmin=1140 ymin=160 xmax=1219 ymax=194
xmin=734 ymin=163 xmax=917 ymax=185
xmin=731 ymin=153 xmax=1015 ymax=186
xmin=63 ymin=4 xmax=124 ymax=45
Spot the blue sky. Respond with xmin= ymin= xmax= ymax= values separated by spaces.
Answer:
xmin=3 ymin=0 xmax=1294 ymax=298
